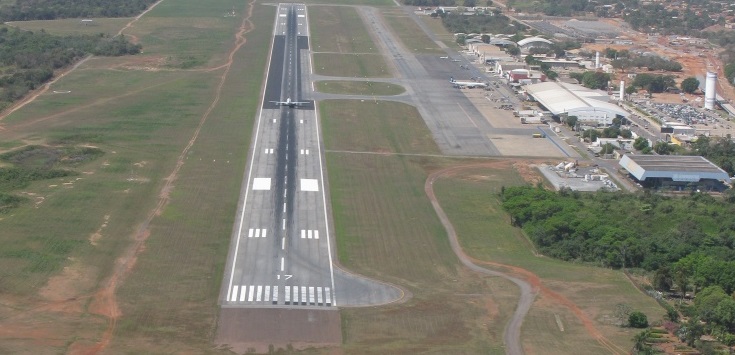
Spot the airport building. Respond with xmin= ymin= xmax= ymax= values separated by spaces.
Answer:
xmin=619 ymin=154 xmax=731 ymax=190
xmin=524 ymin=82 xmax=628 ymax=126
xmin=517 ymin=36 xmax=553 ymax=52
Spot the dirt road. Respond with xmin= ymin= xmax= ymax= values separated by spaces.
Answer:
xmin=425 ymin=164 xmax=537 ymax=355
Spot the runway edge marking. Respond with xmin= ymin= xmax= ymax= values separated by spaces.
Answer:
xmin=225 ymin=3 xmax=283 ymax=303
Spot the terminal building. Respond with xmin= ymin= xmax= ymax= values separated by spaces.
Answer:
xmin=619 ymin=154 xmax=731 ymax=190
xmin=524 ymin=81 xmax=628 ymax=126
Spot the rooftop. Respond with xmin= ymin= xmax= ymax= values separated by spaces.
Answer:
xmin=525 ymin=82 xmax=628 ymax=118
xmin=619 ymin=154 xmax=731 ymax=183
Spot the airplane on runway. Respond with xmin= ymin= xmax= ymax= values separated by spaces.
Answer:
xmin=450 ymin=77 xmax=488 ymax=89
xmin=270 ymin=97 xmax=309 ymax=108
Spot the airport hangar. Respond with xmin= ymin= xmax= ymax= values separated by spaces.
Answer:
xmin=619 ymin=154 xmax=731 ymax=190
xmin=524 ymin=81 xmax=628 ymax=126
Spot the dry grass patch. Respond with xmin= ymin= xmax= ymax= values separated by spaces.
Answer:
xmin=321 ymin=100 xmax=438 ymax=154
xmin=309 ymin=6 xmax=380 ymax=54
xmin=7 ymin=18 xmax=133 ymax=36
xmin=381 ymin=9 xmax=442 ymax=54
xmin=316 ymin=80 xmax=405 ymax=95
xmin=312 ymin=53 xmax=390 ymax=78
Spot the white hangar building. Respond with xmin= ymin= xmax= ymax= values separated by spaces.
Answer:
xmin=524 ymin=82 xmax=628 ymax=126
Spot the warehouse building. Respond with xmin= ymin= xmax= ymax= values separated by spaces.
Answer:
xmin=524 ymin=81 xmax=628 ymax=126
xmin=619 ymin=154 xmax=731 ymax=190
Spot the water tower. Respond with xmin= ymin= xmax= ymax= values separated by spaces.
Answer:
xmin=704 ymin=72 xmax=717 ymax=110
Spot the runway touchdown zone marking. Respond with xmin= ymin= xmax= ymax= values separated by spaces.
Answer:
xmin=300 ymin=229 xmax=319 ymax=239
xmin=247 ymin=228 xmax=267 ymax=238
xmin=252 ymin=178 xmax=271 ymax=190
xmin=300 ymin=178 xmax=319 ymax=191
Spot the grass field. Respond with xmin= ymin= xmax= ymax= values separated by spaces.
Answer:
xmin=321 ymin=100 xmax=512 ymax=353
xmin=0 ymin=0 xmax=273 ymax=353
xmin=321 ymin=100 xmax=435 ymax=154
xmin=432 ymin=166 xmax=663 ymax=353
xmin=312 ymin=53 xmax=390 ymax=78
xmin=320 ymin=98 xmax=662 ymax=353
xmin=381 ymin=8 xmax=443 ymax=54
xmin=6 ymin=18 xmax=133 ymax=36
xmin=315 ymin=81 xmax=405 ymax=95
xmin=302 ymin=0 xmax=394 ymax=5
xmin=417 ymin=15 xmax=461 ymax=49
xmin=309 ymin=6 xmax=380 ymax=54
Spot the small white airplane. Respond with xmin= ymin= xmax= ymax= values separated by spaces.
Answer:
xmin=439 ymin=56 xmax=448 ymax=59
xmin=270 ymin=97 xmax=309 ymax=108
xmin=450 ymin=77 xmax=487 ymax=89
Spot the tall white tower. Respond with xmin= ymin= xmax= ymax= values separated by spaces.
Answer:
xmin=595 ymin=51 xmax=600 ymax=69
xmin=619 ymin=81 xmax=625 ymax=101
xmin=704 ymin=72 xmax=717 ymax=110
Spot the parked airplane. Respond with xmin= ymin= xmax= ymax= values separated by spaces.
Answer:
xmin=271 ymin=97 xmax=309 ymax=107
xmin=450 ymin=77 xmax=487 ymax=89
xmin=438 ymin=56 xmax=448 ymax=59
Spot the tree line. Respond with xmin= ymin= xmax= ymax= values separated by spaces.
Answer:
xmin=439 ymin=11 xmax=520 ymax=35
xmin=0 ymin=27 xmax=140 ymax=110
xmin=0 ymin=0 xmax=157 ymax=21
xmin=501 ymin=186 xmax=735 ymax=285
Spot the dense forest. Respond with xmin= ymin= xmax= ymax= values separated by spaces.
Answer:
xmin=501 ymin=186 xmax=735 ymax=293
xmin=0 ymin=27 xmax=140 ymax=110
xmin=0 ymin=0 xmax=157 ymax=21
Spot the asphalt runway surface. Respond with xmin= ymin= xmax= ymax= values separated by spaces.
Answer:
xmin=217 ymin=6 xmax=402 ymax=349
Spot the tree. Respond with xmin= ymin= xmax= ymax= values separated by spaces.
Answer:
xmin=565 ymin=115 xmax=578 ymax=129
xmin=681 ymin=77 xmax=700 ymax=94
xmin=463 ymin=0 xmax=476 ymax=7
xmin=600 ymin=143 xmax=616 ymax=155
xmin=629 ymin=311 xmax=649 ymax=328
xmin=634 ymin=137 xmax=650 ymax=151
xmin=653 ymin=141 xmax=672 ymax=155
xmin=653 ymin=266 xmax=674 ymax=291
xmin=506 ymin=46 xmax=520 ymax=56
xmin=632 ymin=329 xmax=656 ymax=354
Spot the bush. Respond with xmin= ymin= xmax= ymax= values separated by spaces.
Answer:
xmin=630 ymin=311 xmax=649 ymax=328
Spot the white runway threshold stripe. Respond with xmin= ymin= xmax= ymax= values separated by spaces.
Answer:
xmin=229 ymin=285 xmax=334 ymax=306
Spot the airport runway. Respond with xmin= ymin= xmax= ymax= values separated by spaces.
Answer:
xmin=220 ymin=4 xmax=336 ymax=310
xmin=219 ymin=2 xmax=401 ymax=315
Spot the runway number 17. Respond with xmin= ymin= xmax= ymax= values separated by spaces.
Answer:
xmin=277 ymin=274 xmax=293 ymax=280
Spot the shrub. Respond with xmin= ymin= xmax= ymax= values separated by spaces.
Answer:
xmin=630 ymin=311 xmax=649 ymax=328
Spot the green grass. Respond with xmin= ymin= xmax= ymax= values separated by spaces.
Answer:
xmin=313 ymin=53 xmax=390 ymax=78
xmin=321 ymin=100 xmax=438 ymax=154
xmin=0 ymin=0 xmax=273 ymax=353
xmin=302 ymin=0 xmax=394 ymax=5
xmin=381 ymin=9 xmax=443 ymax=54
xmin=432 ymin=167 xmax=664 ymax=353
xmin=309 ymin=6 xmax=380 ymax=54
xmin=6 ymin=18 xmax=132 ymax=36
xmin=315 ymin=80 xmax=405 ymax=95
xmin=418 ymin=15 xmax=462 ymax=49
